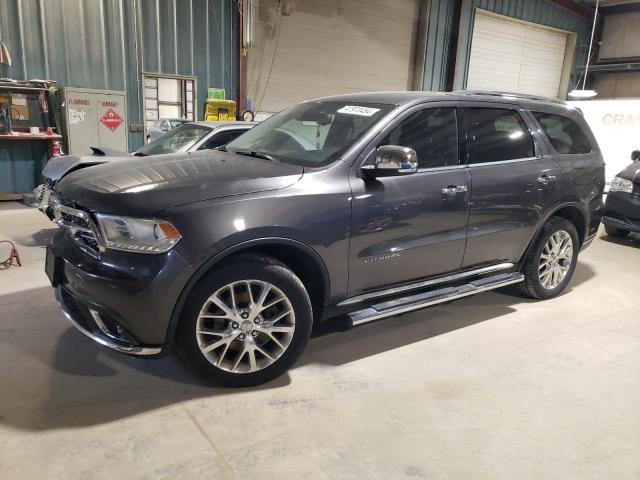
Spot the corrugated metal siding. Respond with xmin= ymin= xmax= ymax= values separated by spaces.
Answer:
xmin=422 ymin=0 xmax=455 ymax=91
xmin=0 ymin=0 xmax=237 ymax=152
xmin=422 ymin=0 xmax=593 ymax=93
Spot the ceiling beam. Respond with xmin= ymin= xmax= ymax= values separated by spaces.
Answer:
xmin=548 ymin=0 xmax=595 ymax=17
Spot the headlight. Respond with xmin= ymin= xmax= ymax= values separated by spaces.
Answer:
xmin=609 ymin=176 xmax=633 ymax=194
xmin=96 ymin=214 xmax=181 ymax=253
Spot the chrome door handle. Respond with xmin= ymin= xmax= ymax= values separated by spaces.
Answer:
xmin=537 ymin=175 xmax=557 ymax=185
xmin=442 ymin=185 xmax=468 ymax=195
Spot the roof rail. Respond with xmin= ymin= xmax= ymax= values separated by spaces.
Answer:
xmin=452 ymin=90 xmax=566 ymax=105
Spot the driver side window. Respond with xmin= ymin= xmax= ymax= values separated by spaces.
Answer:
xmin=379 ymin=107 xmax=459 ymax=169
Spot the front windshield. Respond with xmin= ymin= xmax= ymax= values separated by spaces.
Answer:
xmin=137 ymin=124 xmax=211 ymax=155
xmin=225 ymin=101 xmax=393 ymax=166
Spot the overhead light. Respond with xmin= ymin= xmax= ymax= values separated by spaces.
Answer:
xmin=242 ymin=0 xmax=257 ymax=48
xmin=568 ymin=89 xmax=597 ymax=99
xmin=570 ymin=0 xmax=599 ymax=100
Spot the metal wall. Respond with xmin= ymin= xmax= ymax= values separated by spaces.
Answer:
xmin=422 ymin=0 xmax=593 ymax=93
xmin=421 ymin=0 xmax=457 ymax=91
xmin=0 ymin=0 xmax=237 ymax=151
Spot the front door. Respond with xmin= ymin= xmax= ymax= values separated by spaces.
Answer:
xmin=348 ymin=105 xmax=470 ymax=297
xmin=461 ymin=105 xmax=562 ymax=268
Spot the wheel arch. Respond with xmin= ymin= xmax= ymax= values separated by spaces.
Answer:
xmin=519 ymin=203 xmax=587 ymax=265
xmin=164 ymin=237 xmax=331 ymax=348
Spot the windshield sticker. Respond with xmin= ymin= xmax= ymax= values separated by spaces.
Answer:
xmin=337 ymin=105 xmax=381 ymax=117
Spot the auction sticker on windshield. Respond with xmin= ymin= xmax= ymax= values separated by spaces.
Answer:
xmin=337 ymin=105 xmax=381 ymax=117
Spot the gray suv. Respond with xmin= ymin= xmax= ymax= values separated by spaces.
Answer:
xmin=46 ymin=91 xmax=605 ymax=387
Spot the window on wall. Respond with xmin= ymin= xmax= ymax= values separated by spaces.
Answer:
xmin=143 ymin=74 xmax=196 ymax=142
xmin=532 ymin=112 xmax=592 ymax=155
xmin=465 ymin=108 xmax=535 ymax=163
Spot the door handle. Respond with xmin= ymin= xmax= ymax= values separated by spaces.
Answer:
xmin=537 ymin=174 xmax=557 ymax=186
xmin=442 ymin=185 xmax=468 ymax=195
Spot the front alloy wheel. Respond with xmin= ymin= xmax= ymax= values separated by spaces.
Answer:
xmin=177 ymin=254 xmax=312 ymax=387
xmin=196 ymin=280 xmax=296 ymax=374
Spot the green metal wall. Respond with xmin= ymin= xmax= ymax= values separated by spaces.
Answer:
xmin=422 ymin=0 xmax=593 ymax=92
xmin=0 ymin=0 xmax=237 ymax=192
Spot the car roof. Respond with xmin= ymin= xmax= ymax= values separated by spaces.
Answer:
xmin=190 ymin=121 xmax=257 ymax=129
xmin=157 ymin=117 xmax=189 ymax=122
xmin=309 ymin=90 xmax=573 ymax=113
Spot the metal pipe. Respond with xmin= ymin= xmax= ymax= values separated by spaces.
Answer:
xmin=583 ymin=0 xmax=599 ymax=90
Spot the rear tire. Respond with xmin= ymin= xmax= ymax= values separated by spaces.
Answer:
xmin=176 ymin=254 xmax=313 ymax=387
xmin=517 ymin=217 xmax=579 ymax=300
xmin=605 ymin=224 xmax=630 ymax=238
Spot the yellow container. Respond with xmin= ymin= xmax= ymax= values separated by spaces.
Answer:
xmin=204 ymin=99 xmax=237 ymax=121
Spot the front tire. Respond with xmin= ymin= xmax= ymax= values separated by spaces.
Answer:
xmin=518 ymin=217 xmax=579 ymax=299
xmin=605 ymin=224 xmax=630 ymax=238
xmin=176 ymin=254 xmax=312 ymax=387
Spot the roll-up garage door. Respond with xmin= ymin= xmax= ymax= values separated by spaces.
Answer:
xmin=248 ymin=0 xmax=418 ymax=115
xmin=466 ymin=10 xmax=569 ymax=98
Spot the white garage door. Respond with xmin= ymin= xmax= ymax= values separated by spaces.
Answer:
xmin=466 ymin=10 xmax=569 ymax=98
xmin=248 ymin=0 xmax=418 ymax=115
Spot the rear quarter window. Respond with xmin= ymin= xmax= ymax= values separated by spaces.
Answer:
xmin=532 ymin=112 xmax=592 ymax=155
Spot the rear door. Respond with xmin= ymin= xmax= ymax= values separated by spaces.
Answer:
xmin=461 ymin=104 xmax=561 ymax=268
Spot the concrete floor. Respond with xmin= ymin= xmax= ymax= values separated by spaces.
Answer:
xmin=1 ymin=202 xmax=639 ymax=479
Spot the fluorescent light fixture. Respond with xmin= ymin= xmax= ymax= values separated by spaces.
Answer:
xmin=568 ymin=90 xmax=597 ymax=99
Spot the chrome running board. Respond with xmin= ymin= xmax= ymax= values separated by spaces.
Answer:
xmin=347 ymin=272 xmax=524 ymax=326
xmin=338 ymin=262 xmax=515 ymax=307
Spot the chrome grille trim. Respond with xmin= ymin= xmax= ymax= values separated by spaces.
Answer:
xmin=53 ymin=203 xmax=105 ymax=255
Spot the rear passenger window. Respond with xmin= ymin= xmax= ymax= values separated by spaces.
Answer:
xmin=532 ymin=112 xmax=592 ymax=154
xmin=465 ymin=108 xmax=534 ymax=163
xmin=380 ymin=107 xmax=458 ymax=169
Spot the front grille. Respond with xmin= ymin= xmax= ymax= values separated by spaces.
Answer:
xmin=53 ymin=201 xmax=102 ymax=256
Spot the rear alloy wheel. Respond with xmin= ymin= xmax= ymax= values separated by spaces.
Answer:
xmin=177 ymin=255 xmax=312 ymax=387
xmin=517 ymin=217 xmax=579 ymax=299
xmin=538 ymin=230 xmax=573 ymax=290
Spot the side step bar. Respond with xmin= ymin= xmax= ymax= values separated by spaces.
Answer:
xmin=347 ymin=272 xmax=524 ymax=326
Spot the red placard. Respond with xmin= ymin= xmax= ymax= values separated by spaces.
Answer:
xmin=100 ymin=108 xmax=124 ymax=132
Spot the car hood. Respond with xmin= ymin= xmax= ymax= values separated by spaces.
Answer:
xmin=56 ymin=150 xmax=304 ymax=215
xmin=43 ymin=153 xmax=130 ymax=181
xmin=616 ymin=161 xmax=640 ymax=183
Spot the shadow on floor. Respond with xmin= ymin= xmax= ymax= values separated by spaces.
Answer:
xmin=14 ymin=227 xmax=57 ymax=248
xmin=0 ymin=263 xmax=595 ymax=432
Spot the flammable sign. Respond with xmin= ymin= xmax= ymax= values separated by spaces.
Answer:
xmin=100 ymin=108 xmax=124 ymax=132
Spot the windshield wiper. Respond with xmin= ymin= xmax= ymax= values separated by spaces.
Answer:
xmin=233 ymin=150 xmax=278 ymax=162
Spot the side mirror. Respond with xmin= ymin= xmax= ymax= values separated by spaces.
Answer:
xmin=362 ymin=145 xmax=418 ymax=177
xmin=631 ymin=150 xmax=640 ymax=162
